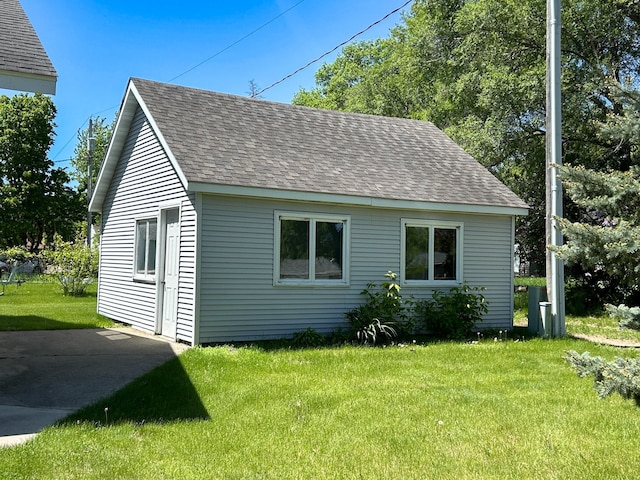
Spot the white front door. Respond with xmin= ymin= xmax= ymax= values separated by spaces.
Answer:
xmin=161 ymin=209 xmax=180 ymax=339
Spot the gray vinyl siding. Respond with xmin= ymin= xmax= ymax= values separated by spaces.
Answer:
xmin=197 ymin=195 xmax=515 ymax=343
xmin=175 ymin=191 xmax=197 ymax=342
xmin=97 ymin=106 xmax=196 ymax=343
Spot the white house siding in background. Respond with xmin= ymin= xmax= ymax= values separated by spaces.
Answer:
xmin=197 ymin=194 xmax=515 ymax=343
xmin=97 ymin=106 xmax=196 ymax=343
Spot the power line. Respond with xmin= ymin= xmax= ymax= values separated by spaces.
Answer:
xmin=167 ymin=0 xmax=307 ymax=84
xmin=51 ymin=121 xmax=87 ymax=160
xmin=53 ymin=1 xmax=410 ymax=160
xmin=51 ymin=104 xmax=121 ymax=161
xmin=254 ymin=0 xmax=414 ymax=97
xmin=52 ymin=158 xmax=72 ymax=165
xmin=52 ymin=2 xmax=307 ymax=161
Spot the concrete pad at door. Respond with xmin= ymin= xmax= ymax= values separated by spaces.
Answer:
xmin=0 ymin=327 xmax=189 ymax=447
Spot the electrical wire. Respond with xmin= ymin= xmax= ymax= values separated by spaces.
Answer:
xmin=253 ymin=0 xmax=414 ymax=97
xmin=166 ymin=0 xmax=307 ymax=84
xmin=52 ymin=1 xmax=307 ymax=161
xmin=52 ymin=158 xmax=72 ymax=165
xmin=53 ymin=0 xmax=413 ymax=160
xmin=51 ymin=134 xmax=79 ymax=161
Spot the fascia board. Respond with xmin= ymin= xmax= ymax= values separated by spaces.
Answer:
xmin=187 ymin=181 xmax=529 ymax=216
xmin=0 ymin=71 xmax=57 ymax=95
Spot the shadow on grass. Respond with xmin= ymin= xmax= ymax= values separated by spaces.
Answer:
xmin=0 ymin=315 xmax=103 ymax=331
xmin=59 ymin=355 xmax=210 ymax=426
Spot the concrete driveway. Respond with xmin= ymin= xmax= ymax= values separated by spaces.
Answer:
xmin=0 ymin=328 xmax=188 ymax=447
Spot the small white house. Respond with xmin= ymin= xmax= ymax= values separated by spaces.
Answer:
xmin=90 ymin=78 xmax=528 ymax=345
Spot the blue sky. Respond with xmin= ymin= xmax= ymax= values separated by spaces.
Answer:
xmin=7 ymin=0 xmax=411 ymax=171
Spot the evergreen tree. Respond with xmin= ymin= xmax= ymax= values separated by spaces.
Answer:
xmin=556 ymin=85 xmax=640 ymax=307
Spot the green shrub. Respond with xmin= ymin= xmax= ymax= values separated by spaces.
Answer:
xmin=0 ymin=246 xmax=29 ymax=263
xmin=291 ymin=328 xmax=326 ymax=348
xmin=566 ymin=350 xmax=640 ymax=406
xmin=0 ymin=246 xmax=43 ymax=270
xmin=564 ymin=276 xmax=612 ymax=316
xmin=605 ymin=304 xmax=640 ymax=330
xmin=43 ymin=234 xmax=98 ymax=295
xmin=345 ymin=271 xmax=412 ymax=344
xmin=415 ymin=284 xmax=488 ymax=339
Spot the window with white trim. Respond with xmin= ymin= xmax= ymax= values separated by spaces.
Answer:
xmin=401 ymin=219 xmax=462 ymax=283
xmin=275 ymin=212 xmax=349 ymax=284
xmin=134 ymin=218 xmax=157 ymax=280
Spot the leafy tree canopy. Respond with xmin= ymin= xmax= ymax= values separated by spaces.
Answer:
xmin=293 ymin=0 xmax=640 ymax=267
xmin=70 ymin=115 xmax=114 ymax=195
xmin=0 ymin=93 xmax=83 ymax=251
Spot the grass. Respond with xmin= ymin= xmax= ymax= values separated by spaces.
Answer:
xmin=514 ymin=276 xmax=640 ymax=344
xmin=514 ymin=276 xmax=547 ymax=287
xmin=566 ymin=314 xmax=640 ymax=341
xmin=0 ymin=279 xmax=116 ymax=330
xmin=1 ymin=340 xmax=640 ymax=479
xmin=1 ymin=277 xmax=640 ymax=478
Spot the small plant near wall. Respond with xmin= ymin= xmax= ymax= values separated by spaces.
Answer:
xmin=415 ymin=284 xmax=488 ymax=339
xmin=345 ymin=271 xmax=413 ymax=345
xmin=291 ymin=328 xmax=326 ymax=348
xmin=354 ymin=319 xmax=397 ymax=345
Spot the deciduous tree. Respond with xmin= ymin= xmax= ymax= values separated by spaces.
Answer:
xmin=0 ymin=93 xmax=82 ymax=250
xmin=294 ymin=0 xmax=640 ymax=268
xmin=70 ymin=115 xmax=114 ymax=196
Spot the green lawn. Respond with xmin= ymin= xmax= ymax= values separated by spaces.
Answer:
xmin=565 ymin=314 xmax=640 ymax=342
xmin=514 ymin=276 xmax=547 ymax=287
xmin=1 ymin=340 xmax=639 ymax=479
xmin=2 ymin=278 xmax=640 ymax=478
xmin=0 ymin=280 xmax=116 ymax=330
xmin=514 ymin=277 xmax=640 ymax=343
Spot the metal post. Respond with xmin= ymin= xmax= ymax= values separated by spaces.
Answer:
xmin=546 ymin=0 xmax=565 ymax=336
xmin=87 ymin=118 xmax=95 ymax=246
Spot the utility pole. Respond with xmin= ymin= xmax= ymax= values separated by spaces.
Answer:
xmin=545 ymin=0 xmax=565 ymax=336
xmin=87 ymin=117 xmax=95 ymax=247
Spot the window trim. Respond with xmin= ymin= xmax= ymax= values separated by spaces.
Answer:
xmin=133 ymin=216 xmax=159 ymax=283
xmin=400 ymin=219 xmax=463 ymax=285
xmin=274 ymin=211 xmax=350 ymax=286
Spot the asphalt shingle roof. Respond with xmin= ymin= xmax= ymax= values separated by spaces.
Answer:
xmin=132 ymin=78 xmax=528 ymax=210
xmin=0 ymin=0 xmax=57 ymax=78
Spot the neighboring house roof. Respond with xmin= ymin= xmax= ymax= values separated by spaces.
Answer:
xmin=0 ymin=0 xmax=57 ymax=94
xmin=91 ymin=78 xmax=529 ymax=215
